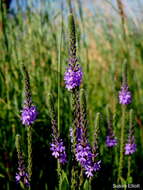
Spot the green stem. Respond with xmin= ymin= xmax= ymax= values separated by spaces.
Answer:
xmin=57 ymin=13 xmax=63 ymax=188
xmin=57 ymin=14 xmax=63 ymax=133
xmin=57 ymin=160 xmax=62 ymax=190
xmin=88 ymin=179 xmax=91 ymax=190
xmin=127 ymin=156 xmax=131 ymax=182
xmin=71 ymin=90 xmax=80 ymax=190
xmin=71 ymin=162 xmax=79 ymax=190
xmin=27 ymin=126 xmax=32 ymax=188
xmin=118 ymin=105 xmax=126 ymax=183
xmin=79 ymin=169 xmax=84 ymax=190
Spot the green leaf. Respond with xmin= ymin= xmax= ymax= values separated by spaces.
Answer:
xmin=127 ymin=176 xmax=133 ymax=184
xmin=0 ymin=174 xmax=5 ymax=178
xmin=83 ymin=179 xmax=91 ymax=190
xmin=59 ymin=170 xmax=69 ymax=190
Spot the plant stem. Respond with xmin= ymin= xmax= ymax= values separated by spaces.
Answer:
xmin=57 ymin=12 xmax=63 ymax=188
xmin=27 ymin=125 xmax=32 ymax=188
xmin=127 ymin=156 xmax=131 ymax=181
xmin=118 ymin=105 xmax=126 ymax=183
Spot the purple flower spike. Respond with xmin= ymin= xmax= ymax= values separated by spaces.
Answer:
xmin=75 ymin=142 xmax=101 ymax=178
xmin=75 ymin=143 xmax=92 ymax=165
xmin=64 ymin=65 xmax=83 ymax=91
xmin=119 ymin=84 xmax=132 ymax=105
xmin=93 ymin=160 xmax=101 ymax=171
xmin=50 ymin=140 xmax=67 ymax=164
xmin=85 ymin=160 xmax=101 ymax=178
xmin=125 ymin=136 xmax=136 ymax=155
xmin=15 ymin=152 xmax=30 ymax=187
xmin=16 ymin=172 xmax=30 ymax=187
xmin=21 ymin=106 xmax=38 ymax=126
xmin=106 ymin=135 xmax=117 ymax=147
xmin=85 ymin=165 xmax=94 ymax=178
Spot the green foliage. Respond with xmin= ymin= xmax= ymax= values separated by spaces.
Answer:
xmin=58 ymin=170 xmax=69 ymax=190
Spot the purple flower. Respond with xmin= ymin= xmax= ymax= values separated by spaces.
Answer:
xmin=64 ymin=65 xmax=83 ymax=91
xmin=93 ymin=160 xmax=101 ymax=171
xmin=106 ymin=135 xmax=117 ymax=147
xmin=75 ymin=143 xmax=92 ymax=165
xmin=21 ymin=106 xmax=38 ymax=125
xmin=50 ymin=139 xmax=67 ymax=164
xmin=16 ymin=153 xmax=30 ymax=187
xmin=84 ymin=165 xmax=94 ymax=178
xmin=16 ymin=172 xmax=30 ymax=187
xmin=85 ymin=161 xmax=101 ymax=178
xmin=76 ymin=127 xmax=83 ymax=143
xmin=106 ymin=125 xmax=117 ymax=148
xmin=75 ymin=142 xmax=101 ymax=178
xmin=125 ymin=136 xmax=136 ymax=155
xmin=119 ymin=84 xmax=132 ymax=105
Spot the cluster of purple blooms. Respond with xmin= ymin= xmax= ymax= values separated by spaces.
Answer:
xmin=105 ymin=113 xmax=118 ymax=148
xmin=50 ymin=139 xmax=67 ymax=164
xmin=125 ymin=136 xmax=136 ymax=155
xmin=21 ymin=105 xmax=38 ymax=126
xmin=75 ymin=142 xmax=101 ymax=177
xmin=119 ymin=83 xmax=137 ymax=155
xmin=16 ymin=172 xmax=29 ymax=187
xmin=72 ymin=123 xmax=101 ymax=178
xmin=15 ymin=154 xmax=30 ymax=187
xmin=64 ymin=64 xmax=83 ymax=91
xmin=21 ymin=66 xmax=38 ymax=126
xmin=106 ymin=135 xmax=117 ymax=148
xmin=119 ymin=84 xmax=132 ymax=105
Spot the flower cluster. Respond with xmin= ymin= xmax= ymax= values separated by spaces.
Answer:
xmin=106 ymin=135 xmax=117 ymax=147
xmin=106 ymin=114 xmax=117 ymax=148
xmin=125 ymin=136 xmax=136 ymax=155
xmin=16 ymin=172 xmax=29 ymax=187
xmin=21 ymin=66 xmax=38 ymax=126
xmin=75 ymin=142 xmax=101 ymax=177
xmin=64 ymin=65 xmax=83 ymax=91
xmin=15 ymin=154 xmax=30 ymax=187
xmin=119 ymin=84 xmax=132 ymax=105
xmin=21 ymin=106 xmax=38 ymax=126
xmin=50 ymin=139 xmax=67 ymax=164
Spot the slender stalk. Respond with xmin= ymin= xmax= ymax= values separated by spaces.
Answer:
xmin=122 ymin=60 xmax=127 ymax=86
xmin=88 ymin=179 xmax=91 ymax=190
xmin=127 ymin=156 xmax=131 ymax=182
xmin=27 ymin=125 xmax=32 ymax=188
xmin=67 ymin=0 xmax=72 ymax=13
xmin=57 ymin=10 xmax=63 ymax=133
xmin=127 ymin=109 xmax=133 ymax=183
xmin=71 ymin=89 xmax=80 ymax=190
xmin=93 ymin=112 xmax=100 ymax=151
xmin=15 ymin=135 xmax=21 ymax=161
xmin=79 ymin=169 xmax=84 ymax=190
xmin=77 ymin=0 xmax=89 ymax=74
xmin=118 ymin=105 xmax=126 ymax=183
xmin=57 ymin=12 xmax=63 ymax=187
xmin=116 ymin=0 xmax=127 ymax=40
